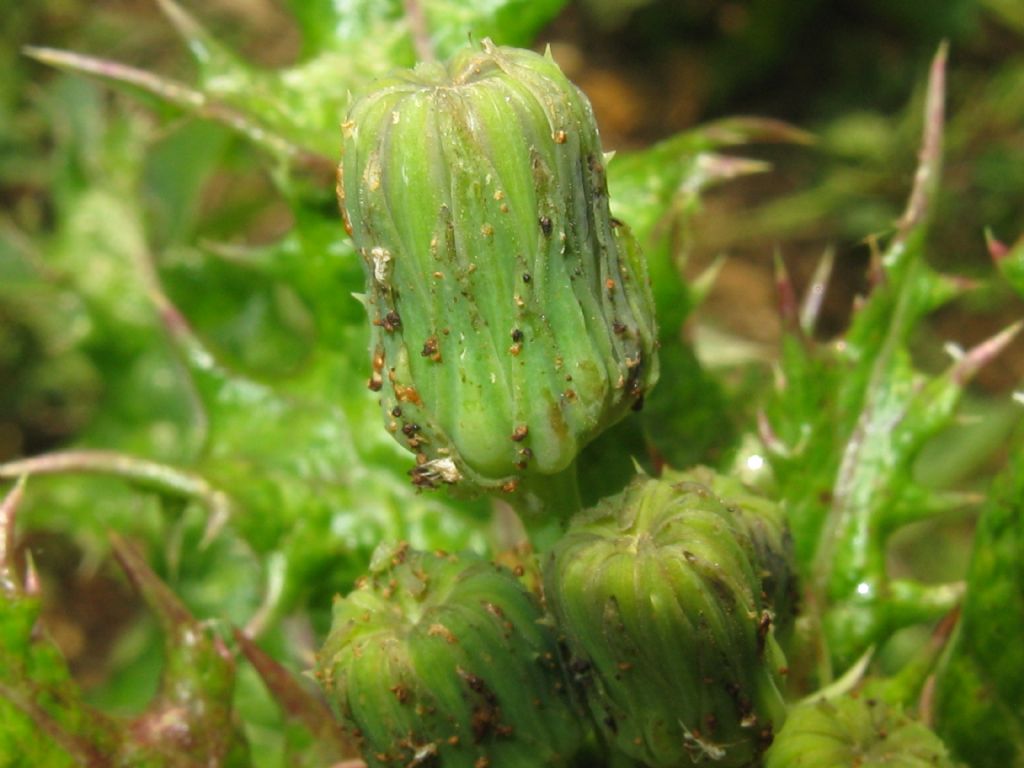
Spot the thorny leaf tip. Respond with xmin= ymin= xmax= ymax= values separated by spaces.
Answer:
xmin=154 ymin=0 xmax=216 ymax=61
xmin=886 ymin=42 xmax=947 ymax=270
xmin=800 ymin=248 xmax=835 ymax=336
xmin=233 ymin=628 xmax=354 ymax=758
xmin=773 ymin=251 xmax=799 ymax=333
xmin=0 ymin=477 xmax=26 ymax=566
xmin=985 ymin=229 xmax=1011 ymax=262
xmin=949 ymin=321 xmax=1023 ymax=387
xmin=110 ymin=532 xmax=194 ymax=632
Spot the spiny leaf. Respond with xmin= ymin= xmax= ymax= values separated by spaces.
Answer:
xmin=23 ymin=45 xmax=313 ymax=165
xmin=1 ymin=67 xmax=487 ymax=635
xmin=1 ymin=480 xmax=121 ymax=767
xmin=799 ymin=248 xmax=835 ymax=336
xmin=583 ymin=119 xmax=809 ymax=481
xmin=149 ymin=289 xmax=489 ymax=628
xmin=934 ymin=424 xmax=1024 ymax=767
xmin=233 ymin=628 xmax=355 ymax=764
xmin=111 ymin=534 xmax=249 ymax=766
xmin=2 ymin=480 xmax=266 ymax=766
xmin=760 ymin=45 xmax=1015 ymax=672
xmin=609 ymin=117 xmax=810 ymax=328
xmin=30 ymin=0 xmax=570 ymax=169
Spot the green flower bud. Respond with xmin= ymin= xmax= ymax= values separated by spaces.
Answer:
xmin=316 ymin=543 xmax=586 ymax=767
xmin=340 ymin=40 xmax=658 ymax=493
xmin=765 ymin=695 xmax=957 ymax=768
xmin=543 ymin=470 xmax=789 ymax=767
xmin=688 ymin=467 xmax=799 ymax=637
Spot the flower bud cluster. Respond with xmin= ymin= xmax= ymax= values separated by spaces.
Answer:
xmin=320 ymin=470 xmax=798 ymax=766
xmin=326 ymin=41 xmax=807 ymax=768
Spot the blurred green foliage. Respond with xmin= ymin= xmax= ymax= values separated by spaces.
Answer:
xmin=934 ymin=423 xmax=1024 ymax=766
xmin=1 ymin=1 xmax=1023 ymax=766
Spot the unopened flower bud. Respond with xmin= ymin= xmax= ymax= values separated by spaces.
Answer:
xmin=765 ymin=694 xmax=956 ymax=768
xmin=316 ymin=543 xmax=586 ymax=767
xmin=340 ymin=40 xmax=657 ymax=493
xmin=543 ymin=471 xmax=789 ymax=767
xmin=688 ymin=467 xmax=799 ymax=636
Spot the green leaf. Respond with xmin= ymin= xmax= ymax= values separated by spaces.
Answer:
xmin=28 ymin=0 xmax=570 ymax=170
xmin=23 ymin=44 xmax=321 ymax=165
xmin=0 ymin=481 xmax=121 ymax=766
xmin=933 ymin=425 xmax=1024 ymax=767
xmin=759 ymin=46 xmax=1008 ymax=671
xmin=233 ymin=628 xmax=355 ymax=765
xmin=282 ymin=0 xmax=412 ymax=58
xmin=142 ymin=120 xmax=237 ymax=248
xmin=280 ymin=0 xmax=568 ymax=61
xmin=420 ymin=0 xmax=568 ymax=59
xmin=109 ymin=535 xmax=250 ymax=766
xmin=0 ymin=64 xmax=487 ymax=641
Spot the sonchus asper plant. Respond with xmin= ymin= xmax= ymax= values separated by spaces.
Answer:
xmin=315 ymin=542 xmax=587 ymax=767
xmin=544 ymin=469 xmax=793 ymax=767
xmin=338 ymin=39 xmax=658 ymax=502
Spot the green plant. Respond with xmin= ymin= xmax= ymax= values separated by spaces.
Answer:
xmin=544 ymin=468 xmax=790 ymax=766
xmin=317 ymin=542 xmax=586 ymax=766
xmin=2 ymin=2 xmax=1023 ymax=767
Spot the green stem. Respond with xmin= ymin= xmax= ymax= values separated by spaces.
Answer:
xmin=509 ymin=461 xmax=582 ymax=553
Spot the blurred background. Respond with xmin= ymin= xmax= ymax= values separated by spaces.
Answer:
xmin=5 ymin=0 xmax=1023 ymax=459
xmin=2 ymin=0 xmax=1022 ymax=715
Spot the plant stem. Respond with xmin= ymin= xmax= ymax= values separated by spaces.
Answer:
xmin=508 ymin=461 xmax=582 ymax=553
xmin=403 ymin=0 xmax=435 ymax=63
